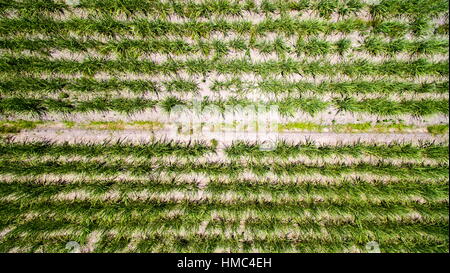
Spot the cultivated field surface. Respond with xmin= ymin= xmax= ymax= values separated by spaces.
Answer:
xmin=0 ymin=0 xmax=448 ymax=253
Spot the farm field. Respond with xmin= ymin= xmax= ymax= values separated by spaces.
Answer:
xmin=0 ymin=0 xmax=448 ymax=253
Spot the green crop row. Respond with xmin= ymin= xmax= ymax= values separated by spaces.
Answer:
xmin=0 ymin=159 xmax=447 ymax=179
xmin=1 ymin=76 xmax=448 ymax=96
xmin=1 ymin=141 xmax=447 ymax=160
xmin=0 ymin=16 xmax=437 ymax=38
xmin=2 ymin=196 xmax=446 ymax=227
xmin=211 ymin=78 xmax=449 ymax=94
xmin=0 ymin=140 xmax=215 ymax=158
xmin=0 ymin=96 xmax=447 ymax=116
xmin=1 ymin=37 xmax=448 ymax=57
xmin=0 ymin=180 xmax=447 ymax=212
xmin=225 ymin=141 xmax=448 ymax=160
xmin=0 ymin=77 xmax=198 ymax=95
xmin=1 ymin=56 xmax=447 ymax=77
xmin=1 ymin=178 xmax=447 ymax=202
xmin=1 ymin=0 xmax=447 ymax=19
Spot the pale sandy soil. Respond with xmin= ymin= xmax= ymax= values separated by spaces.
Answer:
xmin=11 ymin=127 xmax=448 ymax=145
